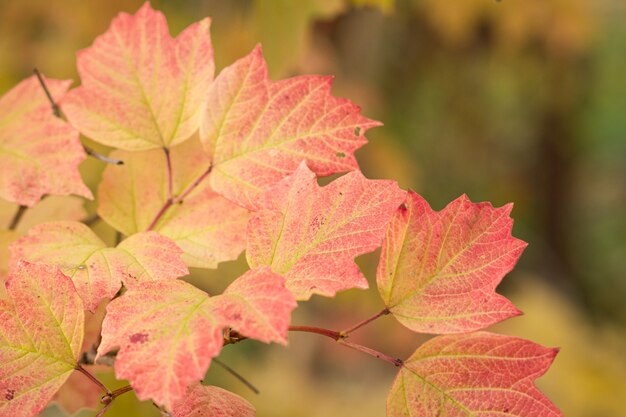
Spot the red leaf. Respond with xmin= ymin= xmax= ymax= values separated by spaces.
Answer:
xmin=200 ymin=45 xmax=381 ymax=209
xmin=10 ymin=221 xmax=188 ymax=312
xmin=0 ymin=262 xmax=84 ymax=416
xmin=209 ymin=268 xmax=296 ymax=344
xmin=0 ymin=76 xmax=91 ymax=206
xmin=62 ymin=2 xmax=214 ymax=151
xmin=377 ymin=191 xmax=525 ymax=333
xmin=97 ymin=280 xmax=224 ymax=410
xmin=387 ymin=332 xmax=562 ymax=417
xmin=247 ymin=162 xmax=405 ymax=300
xmin=173 ymin=383 xmax=255 ymax=417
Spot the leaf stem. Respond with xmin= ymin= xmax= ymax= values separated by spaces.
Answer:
xmin=75 ymin=364 xmax=111 ymax=395
xmin=8 ymin=205 xmax=27 ymax=231
xmin=163 ymin=147 xmax=173 ymax=200
xmin=213 ymin=357 xmax=260 ymax=394
xmin=289 ymin=325 xmax=341 ymax=340
xmin=146 ymin=163 xmax=212 ymax=231
xmin=83 ymin=146 xmax=124 ymax=165
xmin=340 ymin=308 xmax=390 ymax=337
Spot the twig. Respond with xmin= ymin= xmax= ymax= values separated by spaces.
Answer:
xmin=340 ymin=308 xmax=389 ymax=337
xmin=8 ymin=205 xmax=27 ymax=231
xmin=84 ymin=146 xmax=124 ymax=165
xmin=164 ymin=148 xmax=173 ymax=200
xmin=75 ymin=364 xmax=111 ymax=395
xmin=213 ymin=358 xmax=260 ymax=394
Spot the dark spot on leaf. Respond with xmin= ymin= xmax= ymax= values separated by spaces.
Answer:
xmin=399 ymin=203 xmax=408 ymax=211
xmin=503 ymin=408 xmax=510 ymax=413
xmin=354 ymin=126 xmax=361 ymax=136
xmin=336 ymin=152 xmax=346 ymax=158
xmin=310 ymin=215 xmax=325 ymax=231
xmin=5 ymin=389 xmax=15 ymax=401
xmin=129 ymin=332 xmax=149 ymax=344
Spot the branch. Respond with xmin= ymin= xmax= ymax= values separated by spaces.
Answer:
xmin=8 ymin=205 xmax=27 ymax=231
xmin=75 ymin=364 xmax=111 ymax=395
xmin=213 ymin=357 xmax=260 ymax=394
xmin=33 ymin=68 xmax=123 ymax=166
xmin=340 ymin=308 xmax=389 ymax=337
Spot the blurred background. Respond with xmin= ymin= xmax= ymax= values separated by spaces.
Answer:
xmin=0 ymin=0 xmax=624 ymax=416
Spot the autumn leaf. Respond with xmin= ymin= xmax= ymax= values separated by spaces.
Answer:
xmin=61 ymin=2 xmax=214 ymax=151
xmin=247 ymin=162 xmax=405 ymax=300
xmin=377 ymin=191 xmax=525 ymax=333
xmin=10 ymin=221 xmax=188 ymax=312
xmin=173 ymin=383 xmax=255 ymax=417
xmin=387 ymin=332 xmax=562 ymax=417
xmin=0 ymin=196 xmax=86 ymax=234
xmin=209 ymin=267 xmax=296 ymax=344
xmin=97 ymin=280 xmax=224 ymax=410
xmin=200 ymin=45 xmax=381 ymax=209
xmin=0 ymin=262 xmax=84 ymax=416
xmin=97 ymin=137 xmax=250 ymax=268
xmin=0 ymin=76 xmax=92 ymax=207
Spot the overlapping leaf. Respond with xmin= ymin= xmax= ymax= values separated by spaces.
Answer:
xmin=98 ymin=137 xmax=250 ymax=268
xmin=387 ymin=332 xmax=562 ymax=417
xmin=0 ymin=76 xmax=91 ymax=206
xmin=247 ymin=162 xmax=405 ymax=300
xmin=173 ymin=383 xmax=255 ymax=417
xmin=209 ymin=267 xmax=296 ymax=344
xmin=62 ymin=2 xmax=214 ymax=151
xmin=0 ymin=262 xmax=84 ymax=416
xmin=98 ymin=269 xmax=293 ymax=409
xmin=377 ymin=191 xmax=525 ymax=333
xmin=200 ymin=45 xmax=381 ymax=209
xmin=0 ymin=196 xmax=86 ymax=234
xmin=10 ymin=221 xmax=188 ymax=312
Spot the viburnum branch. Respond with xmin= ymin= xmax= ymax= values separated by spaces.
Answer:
xmin=146 ymin=163 xmax=212 ymax=231
xmin=34 ymin=68 xmax=123 ymax=165
xmin=288 ymin=325 xmax=341 ymax=340
xmin=8 ymin=205 xmax=27 ymax=231
xmin=337 ymin=339 xmax=403 ymax=367
xmin=213 ymin=357 xmax=260 ymax=394
xmin=74 ymin=364 xmax=111 ymax=396
xmin=94 ymin=400 xmax=114 ymax=417
xmin=340 ymin=308 xmax=390 ymax=337
xmin=163 ymin=147 xmax=173 ymax=200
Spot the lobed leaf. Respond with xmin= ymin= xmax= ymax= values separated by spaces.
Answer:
xmin=247 ymin=162 xmax=405 ymax=300
xmin=0 ymin=262 xmax=84 ymax=416
xmin=200 ymin=45 xmax=381 ymax=209
xmin=209 ymin=267 xmax=296 ymax=344
xmin=387 ymin=332 xmax=562 ymax=417
xmin=98 ymin=137 xmax=250 ymax=268
xmin=172 ymin=383 xmax=255 ymax=417
xmin=97 ymin=280 xmax=224 ymax=410
xmin=0 ymin=76 xmax=91 ymax=206
xmin=62 ymin=2 xmax=214 ymax=151
xmin=377 ymin=191 xmax=525 ymax=334
xmin=10 ymin=221 xmax=188 ymax=312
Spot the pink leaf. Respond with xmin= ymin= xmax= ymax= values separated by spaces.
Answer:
xmin=10 ymin=221 xmax=188 ymax=312
xmin=209 ymin=268 xmax=296 ymax=344
xmin=173 ymin=383 xmax=255 ymax=417
xmin=200 ymin=45 xmax=381 ymax=209
xmin=98 ymin=137 xmax=250 ymax=268
xmin=387 ymin=332 xmax=562 ymax=417
xmin=62 ymin=2 xmax=214 ymax=151
xmin=97 ymin=280 xmax=224 ymax=410
xmin=0 ymin=262 xmax=84 ymax=416
xmin=377 ymin=191 xmax=525 ymax=333
xmin=0 ymin=76 xmax=91 ymax=206
xmin=247 ymin=162 xmax=405 ymax=300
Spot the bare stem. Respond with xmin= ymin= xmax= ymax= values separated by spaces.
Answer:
xmin=340 ymin=308 xmax=390 ymax=337
xmin=337 ymin=339 xmax=403 ymax=367
xmin=75 ymin=364 xmax=111 ymax=395
xmin=289 ymin=325 xmax=341 ymax=340
xmin=146 ymin=163 xmax=212 ymax=231
xmin=94 ymin=401 xmax=114 ymax=417
xmin=33 ymin=68 xmax=60 ymax=117
xmin=84 ymin=146 xmax=124 ymax=165
xmin=213 ymin=358 xmax=260 ymax=394
xmin=8 ymin=205 xmax=27 ymax=231
xmin=164 ymin=148 xmax=173 ymax=200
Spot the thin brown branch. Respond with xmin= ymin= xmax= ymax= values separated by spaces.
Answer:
xmin=340 ymin=308 xmax=390 ymax=337
xmin=83 ymin=145 xmax=124 ymax=165
xmin=8 ymin=205 xmax=27 ymax=231
xmin=75 ymin=364 xmax=111 ymax=395
xmin=33 ymin=68 xmax=61 ymax=117
xmin=213 ymin=358 xmax=260 ymax=394
xmin=164 ymin=147 xmax=173 ymax=200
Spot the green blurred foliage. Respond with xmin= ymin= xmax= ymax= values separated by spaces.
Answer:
xmin=1 ymin=0 xmax=624 ymax=416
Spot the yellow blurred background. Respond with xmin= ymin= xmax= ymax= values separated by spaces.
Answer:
xmin=1 ymin=0 xmax=624 ymax=416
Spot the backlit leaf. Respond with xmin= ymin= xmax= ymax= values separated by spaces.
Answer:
xmin=200 ymin=45 xmax=381 ymax=209
xmin=97 ymin=280 xmax=224 ymax=410
xmin=247 ymin=162 xmax=405 ymax=300
xmin=209 ymin=267 xmax=296 ymax=344
xmin=377 ymin=191 xmax=525 ymax=333
xmin=10 ymin=221 xmax=188 ymax=312
xmin=387 ymin=332 xmax=562 ymax=417
xmin=173 ymin=383 xmax=255 ymax=417
xmin=0 ymin=262 xmax=84 ymax=416
xmin=0 ymin=76 xmax=91 ymax=206
xmin=97 ymin=137 xmax=250 ymax=268
xmin=62 ymin=2 xmax=214 ymax=151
